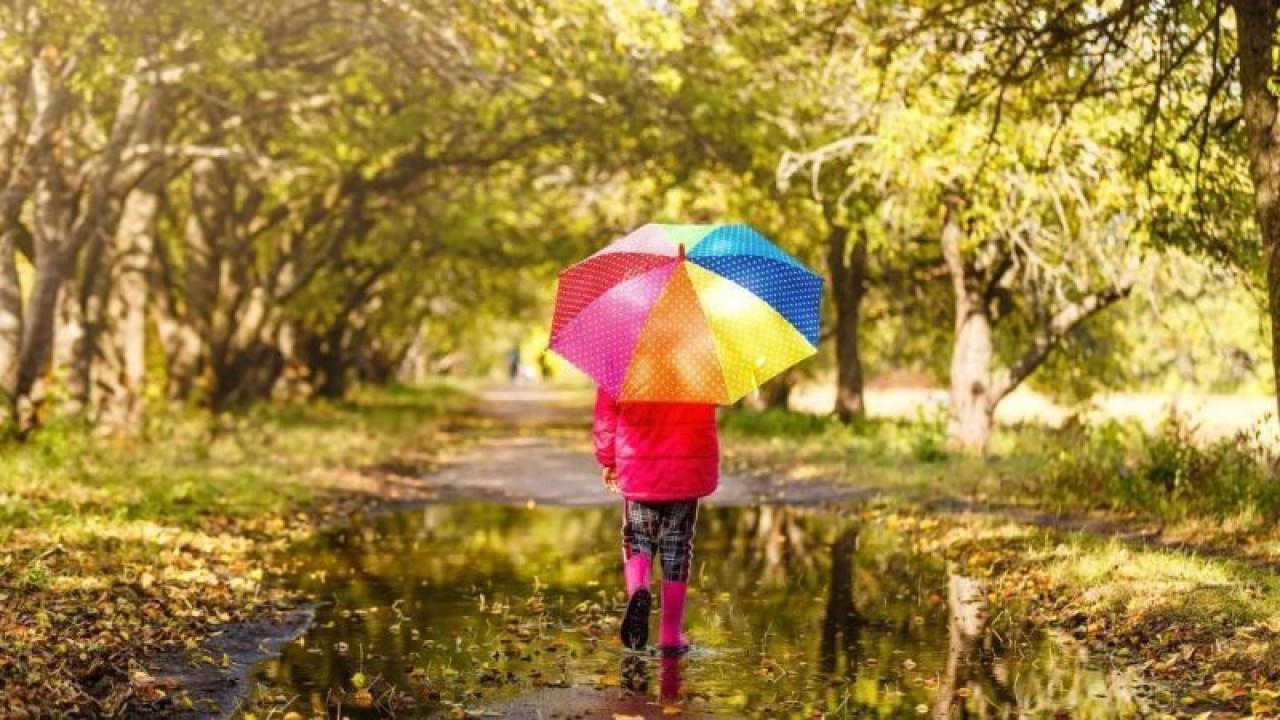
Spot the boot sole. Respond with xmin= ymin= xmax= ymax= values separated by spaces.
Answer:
xmin=621 ymin=589 xmax=652 ymax=650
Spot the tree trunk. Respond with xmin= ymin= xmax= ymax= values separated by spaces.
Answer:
xmin=153 ymin=157 xmax=224 ymax=403
xmin=0 ymin=85 xmax=22 ymax=424
xmin=939 ymin=196 xmax=1135 ymax=454
xmin=0 ymin=53 xmax=68 ymax=427
xmin=56 ymin=237 xmax=103 ymax=417
xmin=819 ymin=527 xmax=860 ymax=678
xmin=940 ymin=197 xmax=997 ymax=453
xmin=97 ymin=176 xmax=161 ymax=432
xmin=1232 ymin=0 xmax=1280 ymax=422
xmin=395 ymin=325 xmax=429 ymax=384
xmin=759 ymin=368 xmax=797 ymax=410
xmin=949 ymin=309 xmax=996 ymax=453
xmin=0 ymin=228 xmax=20 ymax=420
xmin=311 ymin=325 xmax=349 ymax=399
xmin=738 ymin=368 xmax=797 ymax=411
xmin=826 ymin=224 xmax=868 ymax=422
xmin=211 ymin=332 xmax=285 ymax=410
xmin=933 ymin=571 xmax=987 ymax=719
xmin=15 ymin=250 xmax=68 ymax=429
xmin=14 ymin=64 xmax=150 ymax=431
xmin=153 ymin=300 xmax=203 ymax=404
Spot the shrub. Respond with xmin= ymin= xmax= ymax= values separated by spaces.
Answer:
xmin=1044 ymin=412 xmax=1279 ymax=520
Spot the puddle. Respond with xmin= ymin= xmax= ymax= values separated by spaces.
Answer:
xmin=239 ymin=503 xmax=1148 ymax=718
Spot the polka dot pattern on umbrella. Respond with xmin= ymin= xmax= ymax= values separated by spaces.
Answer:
xmin=549 ymin=263 xmax=675 ymax=397
xmin=685 ymin=263 xmax=816 ymax=401
xmin=547 ymin=222 xmax=823 ymax=404
xmin=551 ymin=252 xmax=674 ymax=340
xmin=690 ymin=255 xmax=823 ymax=346
xmin=687 ymin=224 xmax=809 ymax=272
xmin=620 ymin=266 xmax=728 ymax=403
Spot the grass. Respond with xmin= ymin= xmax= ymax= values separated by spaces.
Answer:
xmin=896 ymin=508 xmax=1280 ymax=716
xmin=0 ymin=382 xmax=472 ymax=717
xmin=719 ymin=407 xmax=1280 ymax=523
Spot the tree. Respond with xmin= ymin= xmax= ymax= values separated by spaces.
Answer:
xmin=877 ymin=0 xmax=1277 ymax=419
xmin=784 ymin=31 xmax=1148 ymax=451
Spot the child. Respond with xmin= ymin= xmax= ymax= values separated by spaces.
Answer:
xmin=593 ymin=388 xmax=719 ymax=655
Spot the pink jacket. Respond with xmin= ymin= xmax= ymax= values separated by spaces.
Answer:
xmin=593 ymin=389 xmax=719 ymax=502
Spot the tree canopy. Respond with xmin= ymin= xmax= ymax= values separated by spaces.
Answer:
xmin=0 ymin=0 xmax=1270 ymax=448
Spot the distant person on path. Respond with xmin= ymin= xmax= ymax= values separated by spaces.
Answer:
xmin=537 ymin=351 xmax=552 ymax=381
xmin=506 ymin=344 xmax=521 ymax=383
xmin=593 ymin=388 xmax=719 ymax=656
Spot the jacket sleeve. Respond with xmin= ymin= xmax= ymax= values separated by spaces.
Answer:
xmin=592 ymin=389 xmax=619 ymax=468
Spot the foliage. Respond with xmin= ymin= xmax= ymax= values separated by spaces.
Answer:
xmin=1041 ymin=413 xmax=1280 ymax=520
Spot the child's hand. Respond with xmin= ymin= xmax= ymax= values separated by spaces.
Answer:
xmin=601 ymin=467 xmax=619 ymax=493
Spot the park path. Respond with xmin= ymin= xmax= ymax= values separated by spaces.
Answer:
xmin=425 ymin=384 xmax=864 ymax=507
xmin=444 ymin=385 xmax=1279 ymax=574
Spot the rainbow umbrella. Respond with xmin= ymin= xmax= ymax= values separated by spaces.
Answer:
xmin=548 ymin=223 xmax=822 ymax=404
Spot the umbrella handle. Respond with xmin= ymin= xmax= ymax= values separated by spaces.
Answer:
xmin=678 ymin=243 xmax=685 ymax=261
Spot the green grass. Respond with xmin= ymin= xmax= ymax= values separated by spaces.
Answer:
xmin=718 ymin=408 xmax=1042 ymax=506
xmin=719 ymin=407 xmax=1280 ymax=523
xmin=0 ymin=382 xmax=470 ymax=535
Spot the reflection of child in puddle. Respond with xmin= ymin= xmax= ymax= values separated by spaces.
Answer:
xmin=620 ymin=655 xmax=648 ymax=693
xmin=619 ymin=655 xmax=684 ymax=703
xmin=659 ymin=657 xmax=682 ymax=702
xmin=593 ymin=389 xmax=719 ymax=656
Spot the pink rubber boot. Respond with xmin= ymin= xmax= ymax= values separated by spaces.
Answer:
xmin=620 ymin=554 xmax=652 ymax=649
xmin=624 ymin=553 xmax=651 ymax=596
xmin=659 ymin=581 xmax=690 ymax=656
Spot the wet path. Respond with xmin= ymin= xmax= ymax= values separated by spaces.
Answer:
xmin=430 ymin=386 xmax=867 ymax=507
xmin=241 ymin=505 xmax=1146 ymax=718
xmin=234 ymin=386 xmax=1150 ymax=719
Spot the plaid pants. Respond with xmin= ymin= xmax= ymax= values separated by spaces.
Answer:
xmin=622 ymin=499 xmax=699 ymax=583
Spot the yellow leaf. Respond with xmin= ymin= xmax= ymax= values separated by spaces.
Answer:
xmin=353 ymin=689 xmax=373 ymax=708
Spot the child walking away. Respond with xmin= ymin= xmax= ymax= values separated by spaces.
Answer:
xmin=593 ymin=388 xmax=719 ymax=656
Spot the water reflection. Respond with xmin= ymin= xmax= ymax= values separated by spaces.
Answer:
xmin=241 ymin=504 xmax=1146 ymax=719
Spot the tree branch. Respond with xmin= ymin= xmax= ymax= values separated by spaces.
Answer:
xmin=988 ymin=273 xmax=1137 ymax=404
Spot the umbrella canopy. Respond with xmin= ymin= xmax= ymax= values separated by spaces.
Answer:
xmin=548 ymin=223 xmax=822 ymax=404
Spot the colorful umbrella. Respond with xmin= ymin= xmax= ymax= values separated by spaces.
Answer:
xmin=548 ymin=223 xmax=822 ymax=404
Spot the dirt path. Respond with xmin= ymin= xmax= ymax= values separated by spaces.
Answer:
xmin=457 ymin=386 xmax=1278 ymax=575
xmin=428 ymin=385 xmax=867 ymax=507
